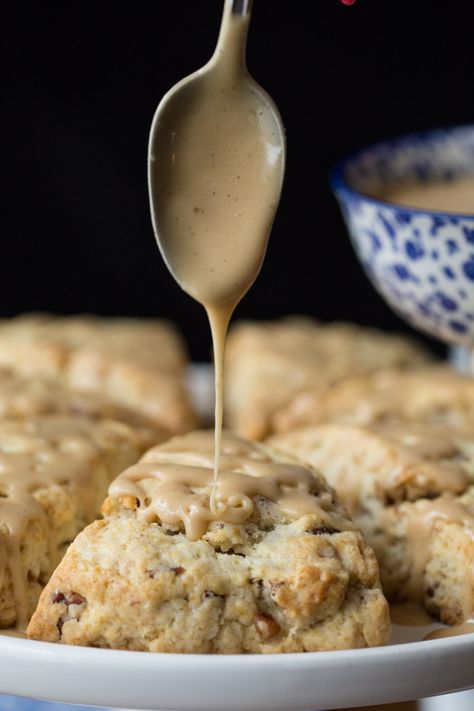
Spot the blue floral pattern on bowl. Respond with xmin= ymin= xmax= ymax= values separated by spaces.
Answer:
xmin=330 ymin=125 xmax=474 ymax=345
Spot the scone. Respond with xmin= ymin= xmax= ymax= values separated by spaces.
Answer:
xmin=0 ymin=314 xmax=196 ymax=435
xmin=0 ymin=415 xmax=151 ymax=629
xmin=269 ymin=421 xmax=474 ymax=624
xmin=0 ymin=369 xmax=164 ymax=438
xmin=27 ymin=431 xmax=390 ymax=653
xmin=224 ymin=318 xmax=431 ymax=440
xmin=273 ymin=366 xmax=474 ymax=434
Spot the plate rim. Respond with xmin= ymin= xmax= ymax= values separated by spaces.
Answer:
xmin=0 ymin=629 xmax=473 ymax=710
xmin=1 ymin=627 xmax=473 ymax=664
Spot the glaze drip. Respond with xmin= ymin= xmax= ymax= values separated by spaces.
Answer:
xmin=109 ymin=431 xmax=353 ymax=541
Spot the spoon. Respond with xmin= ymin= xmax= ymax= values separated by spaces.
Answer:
xmin=147 ymin=0 xmax=285 ymax=510
xmin=147 ymin=0 xmax=285 ymax=308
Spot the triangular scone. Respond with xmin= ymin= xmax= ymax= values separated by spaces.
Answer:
xmin=0 ymin=314 xmax=196 ymax=435
xmin=224 ymin=318 xmax=431 ymax=440
xmin=0 ymin=415 xmax=153 ymax=629
xmin=269 ymin=421 xmax=474 ymax=625
xmin=27 ymin=431 xmax=390 ymax=653
xmin=272 ymin=366 xmax=474 ymax=434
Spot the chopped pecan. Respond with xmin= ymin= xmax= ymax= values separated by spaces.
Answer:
xmin=309 ymin=526 xmax=340 ymax=536
xmin=202 ymin=590 xmax=224 ymax=599
xmin=215 ymin=547 xmax=246 ymax=557
xmin=68 ymin=592 xmax=86 ymax=606
xmin=54 ymin=592 xmax=87 ymax=637
xmin=254 ymin=613 xmax=280 ymax=640
xmin=52 ymin=591 xmax=85 ymax=606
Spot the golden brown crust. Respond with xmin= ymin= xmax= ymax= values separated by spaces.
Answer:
xmin=27 ymin=432 xmax=390 ymax=652
xmin=0 ymin=415 xmax=150 ymax=628
xmin=28 ymin=519 xmax=389 ymax=653
xmin=269 ymin=421 xmax=474 ymax=624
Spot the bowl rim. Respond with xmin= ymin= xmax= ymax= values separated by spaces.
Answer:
xmin=329 ymin=123 xmax=474 ymax=221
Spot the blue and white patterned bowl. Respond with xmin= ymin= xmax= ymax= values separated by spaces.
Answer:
xmin=330 ymin=125 xmax=474 ymax=345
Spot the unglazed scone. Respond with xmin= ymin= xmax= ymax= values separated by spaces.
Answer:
xmin=273 ymin=366 xmax=474 ymax=434
xmin=0 ymin=415 xmax=151 ymax=629
xmin=269 ymin=421 xmax=474 ymax=624
xmin=0 ymin=314 xmax=196 ymax=435
xmin=27 ymin=431 xmax=390 ymax=653
xmin=224 ymin=318 xmax=431 ymax=440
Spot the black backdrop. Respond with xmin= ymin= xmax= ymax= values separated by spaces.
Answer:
xmin=3 ymin=0 xmax=474 ymax=359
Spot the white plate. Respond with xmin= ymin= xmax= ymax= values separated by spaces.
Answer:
xmin=0 ymin=628 xmax=473 ymax=710
xmin=0 ymin=365 xmax=473 ymax=710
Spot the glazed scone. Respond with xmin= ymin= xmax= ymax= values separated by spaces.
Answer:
xmin=224 ymin=318 xmax=431 ymax=440
xmin=269 ymin=421 xmax=474 ymax=624
xmin=273 ymin=366 xmax=474 ymax=434
xmin=27 ymin=431 xmax=390 ymax=653
xmin=0 ymin=415 xmax=151 ymax=629
xmin=0 ymin=369 xmax=164 ymax=439
xmin=0 ymin=314 xmax=196 ymax=435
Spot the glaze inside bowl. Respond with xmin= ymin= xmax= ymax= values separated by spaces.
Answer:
xmin=334 ymin=125 xmax=474 ymax=215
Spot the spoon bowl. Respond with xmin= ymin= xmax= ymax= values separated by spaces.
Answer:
xmin=148 ymin=0 xmax=285 ymax=308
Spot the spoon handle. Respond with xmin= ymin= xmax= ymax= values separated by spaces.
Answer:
xmin=231 ymin=0 xmax=253 ymax=15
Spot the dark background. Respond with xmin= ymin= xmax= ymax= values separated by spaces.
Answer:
xmin=3 ymin=0 xmax=473 ymax=359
